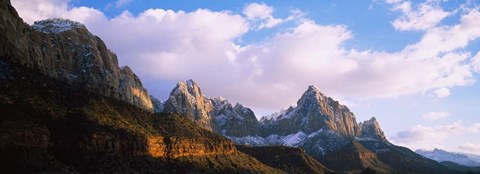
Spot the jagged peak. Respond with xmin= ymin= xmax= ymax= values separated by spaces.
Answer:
xmin=359 ymin=116 xmax=386 ymax=141
xmin=171 ymin=79 xmax=203 ymax=96
xmin=306 ymin=85 xmax=323 ymax=94
xmin=186 ymin=79 xmax=196 ymax=88
xmin=360 ymin=117 xmax=378 ymax=125
xmin=212 ymin=96 xmax=227 ymax=102
xmin=32 ymin=18 xmax=86 ymax=34
xmin=301 ymin=85 xmax=326 ymax=100
xmin=233 ymin=102 xmax=250 ymax=111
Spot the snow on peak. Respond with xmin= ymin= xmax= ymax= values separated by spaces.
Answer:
xmin=260 ymin=105 xmax=297 ymax=123
xmin=416 ymin=148 xmax=480 ymax=167
xmin=32 ymin=18 xmax=86 ymax=34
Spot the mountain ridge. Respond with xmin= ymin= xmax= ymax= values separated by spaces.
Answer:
xmin=416 ymin=148 xmax=480 ymax=167
xmin=165 ymin=79 xmax=452 ymax=173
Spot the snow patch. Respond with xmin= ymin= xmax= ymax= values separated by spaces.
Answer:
xmin=32 ymin=18 xmax=85 ymax=34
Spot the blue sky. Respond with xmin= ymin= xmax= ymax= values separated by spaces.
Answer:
xmin=12 ymin=0 xmax=480 ymax=154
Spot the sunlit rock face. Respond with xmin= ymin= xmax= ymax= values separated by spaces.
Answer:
xmin=0 ymin=8 xmax=153 ymax=111
xmin=147 ymin=136 xmax=236 ymax=158
xmin=163 ymin=80 xmax=215 ymax=131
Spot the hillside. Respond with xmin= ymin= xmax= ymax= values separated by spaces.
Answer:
xmin=236 ymin=145 xmax=334 ymax=174
xmin=0 ymin=61 xmax=282 ymax=173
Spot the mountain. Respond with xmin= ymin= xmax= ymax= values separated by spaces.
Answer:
xmin=165 ymin=80 xmax=451 ymax=173
xmin=416 ymin=148 xmax=480 ymax=167
xmin=0 ymin=1 xmax=152 ymax=111
xmin=0 ymin=1 xmax=285 ymax=173
xmin=260 ymin=85 xmax=360 ymax=137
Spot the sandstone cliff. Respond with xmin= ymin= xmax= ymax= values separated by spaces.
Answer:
xmin=0 ymin=1 xmax=153 ymax=111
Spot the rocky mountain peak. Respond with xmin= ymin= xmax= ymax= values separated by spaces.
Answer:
xmin=164 ymin=80 xmax=214 ymax=131
xmin=298 ymin=85 xmax=324 ymax=105
xmin=358 ymin=117 xmax=386 ymax=140
xmin=32 ymin=18 xmax=86 ymax=34
xmin=0 ymin=4 xmax=153 ymax=111
xmin=172 ymin=79 xmax=203 ymax=97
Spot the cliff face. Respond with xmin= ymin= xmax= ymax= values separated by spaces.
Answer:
xmin=0 ymin=1 xmax=153 ymax=111
xmin=147 ymin=136 xmax=235 ymax=158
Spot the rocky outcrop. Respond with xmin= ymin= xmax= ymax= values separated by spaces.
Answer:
xmin=0 ymin=1 xmax=153 ymax=111
xmin=163 ymin=80 xmax=215 ymax=130
xmin=357 ymin=117 xmax=386 ymax=141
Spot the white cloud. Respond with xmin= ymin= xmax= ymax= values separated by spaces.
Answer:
xmin=390 ymin=121 xmax=480 ymax=150
xmin=243 ymin=3 xmax=284 ymax=29
xmin=421 ymin=111 xmax=450 ymax=120
xmin=390 ymin=1 xmax=450 ymax=31
xmin=115 ymin=0 xmax=133 ymax=8
xmin=458 ymin=143 xmax=480 ymax=155
xmin=472 ymin=51 xmax=480 ymax=72
xmin=434 ymin=88 xmax=450 ymax=98
xmin=11 ymin=0 xmax=106 ymax=25
xmin=10 ymin=0 xmax=480 ymax=111
xmin=386 ymin=0 xmax=404 ymax=4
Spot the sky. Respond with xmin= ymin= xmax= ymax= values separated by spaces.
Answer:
xmin=11 ymin=0 xmax=480 ymax=155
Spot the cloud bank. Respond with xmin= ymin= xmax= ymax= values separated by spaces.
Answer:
xmin=390 ymin=121 xmax=480 ymax=154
